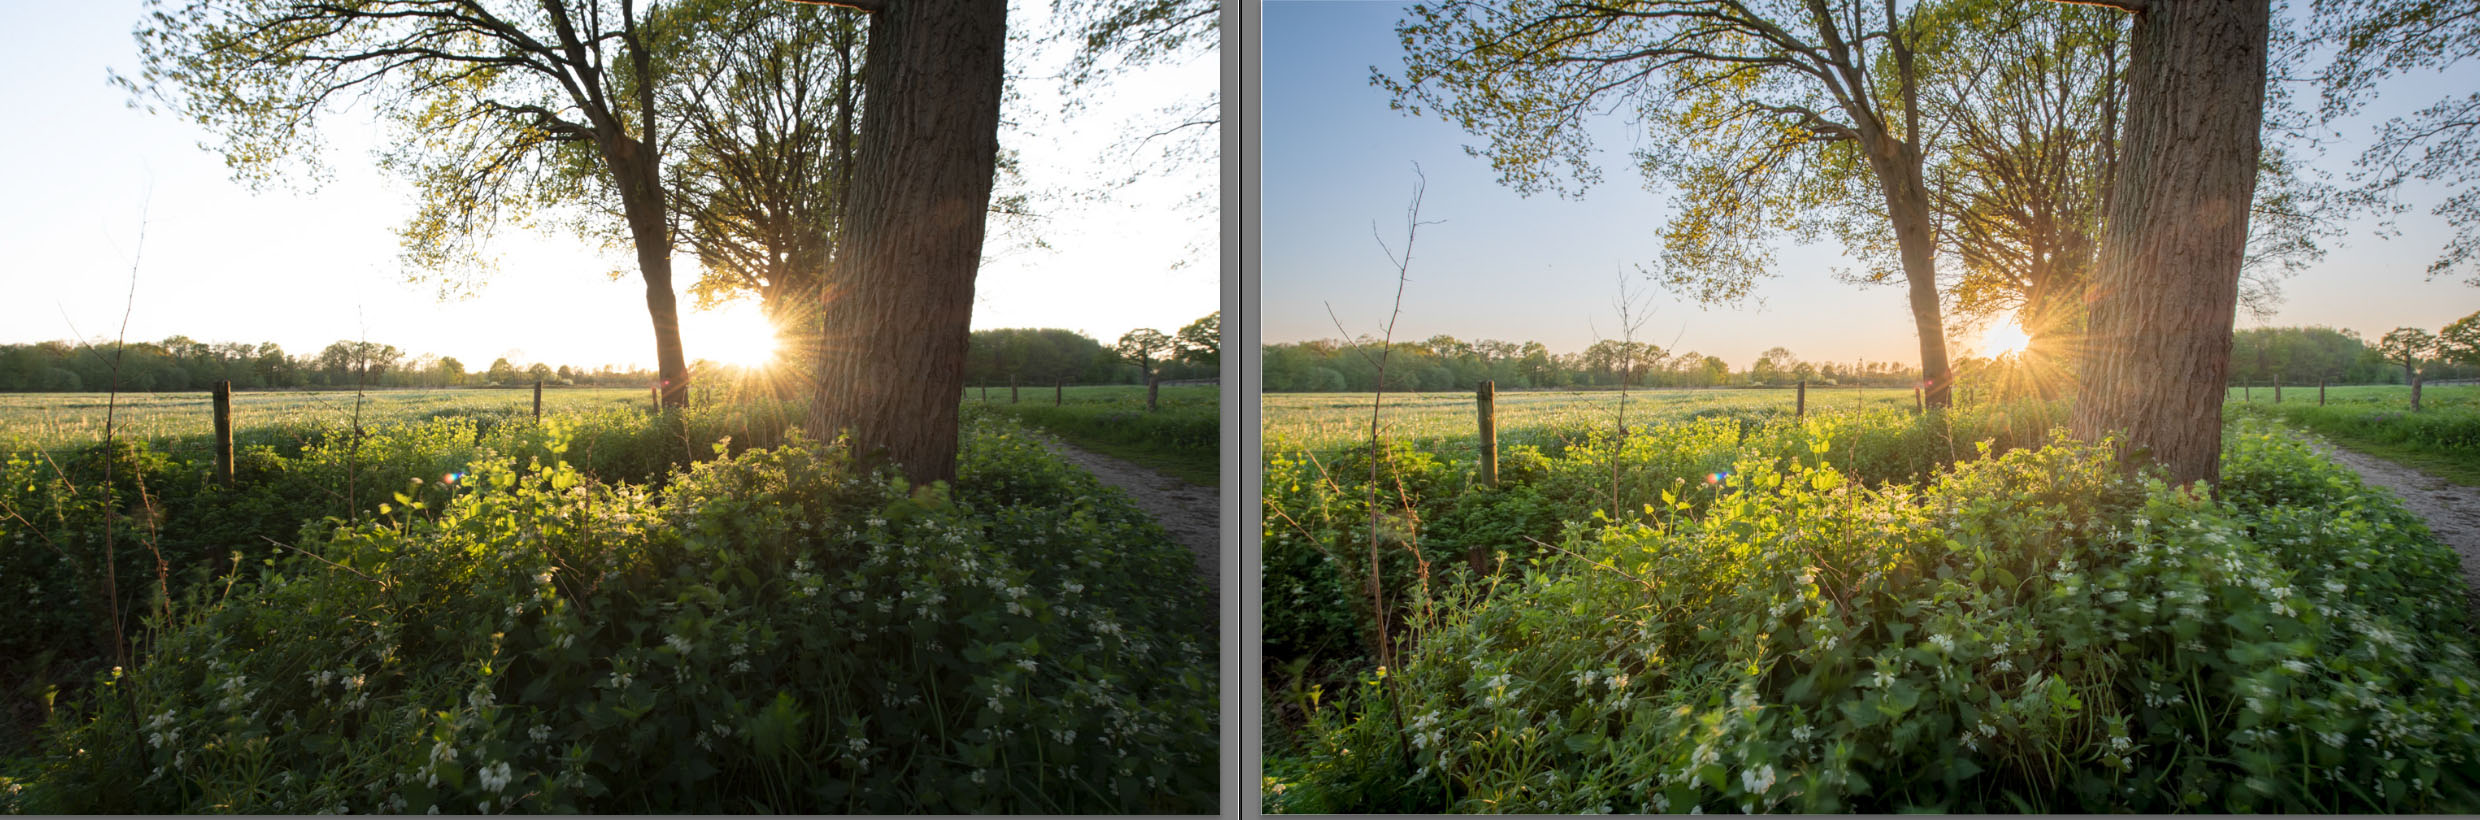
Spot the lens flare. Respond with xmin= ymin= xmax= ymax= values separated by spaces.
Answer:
xmin=1982 ymin=319 xmax=2033 ymax=358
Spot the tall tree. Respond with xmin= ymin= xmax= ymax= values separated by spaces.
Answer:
xmin=792 ymin=0 xmax=1009 ymax=485
xmin=2380 ymin=326 xmax=2436 ymax=411
xmin=657 ymin=1 xmax=864 ymax=353
xmin=1383 ymin=0 xmax=1962 ymax=407
xmin=2441 ymin=311 xmax=2480 ymax=367
xmin=2058 ymin=0 xmax=2273 ymax=485
xmin=1175 ymin=311 xmax=1221 ymax=369
xmin=1916 ymin=0 xmax=2120 ymax=355
xmin=124 ymin=0 xmax=699 ymax=407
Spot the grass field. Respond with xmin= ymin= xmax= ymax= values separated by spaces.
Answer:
xmin=1265 ymin=386 xmax=1924 ymax=453
xmin=969 ymin=384 xmax=1220 ymax=485
xmin=0 ymin=388 xmax=658 ymax=453
xmin=2225 ymin=383 xmax=2480 ymax=485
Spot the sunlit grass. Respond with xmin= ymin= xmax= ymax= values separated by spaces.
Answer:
xmin=1262 ymin=387 xmax=1925 ymax=453
xmin=0 ymin=388 xmax=657 ymax=454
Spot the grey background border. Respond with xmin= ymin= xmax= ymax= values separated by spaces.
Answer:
xmin=1221 ymin=0 xmax=1261 ymax=813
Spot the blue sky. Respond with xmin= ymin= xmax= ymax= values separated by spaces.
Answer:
xmin=1259 ymin=0 xmax=2478 ymax=369
xmin=0 ymin=1 xmax=1217 ymax=371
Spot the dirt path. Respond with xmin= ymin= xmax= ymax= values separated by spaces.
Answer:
xmin=2308 ymin=437 xmax=2480 ymax=614
xmin=1033 ymin=436 xmax=1220 ymax=611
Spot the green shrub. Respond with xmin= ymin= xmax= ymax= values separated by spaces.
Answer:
xmin=1259 ymin=403 xmax=2071 ymax=680
xmin=11 ymin=418 xmax=1215 ymax=813
xmin=1270 ymin=424 xmax=2480 ymax=812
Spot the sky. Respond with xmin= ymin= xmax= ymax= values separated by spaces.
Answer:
xmin=1259 ymin=0 xmax=2479 ymax=369
xmin=0 ymin=1 xmax=1218 ymax=372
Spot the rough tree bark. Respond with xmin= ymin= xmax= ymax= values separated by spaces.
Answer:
xmin=2066 ymin=0 xmax=2272 ymax=486
xmin=800 ymin=0 xmax=1008 ymax=485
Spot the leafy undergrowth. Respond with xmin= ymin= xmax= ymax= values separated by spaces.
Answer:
xmin=1262 ymin=402 xmax=2067 ymax=673
xmin=0 ymin=401 xmax=801 ymax=749
xmin=2 ymin=417 xmax=1216 ymax=813
xmin=1266 ymin=421 xmax=2480 ymax=812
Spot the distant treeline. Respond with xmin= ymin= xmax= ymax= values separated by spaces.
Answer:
xmin=1263 ymin=336 xmax=1924 ymax=393
xmin=965 ymin=313 xmax=1218 ymax=387
xmin=2230 ymin=325 xmax=2479 ymax=385
xmin=0 ymin=337 xmax=659 ymax=392
xmin=1265 ymin=325 xmax=2480 ymax=394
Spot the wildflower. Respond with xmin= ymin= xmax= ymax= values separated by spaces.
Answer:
xmin=1016 ymin=659 xmax=1039 ymax=674
xmin=1929 ymin=634 xmax=1956 ymax=653
xmin=666 ymin=635 xmax=695 ymax=655
xmin=479 ymin=761 xmax=514 ymax=793
xmin=1740 ymin=764 xmax=1777 ymax=795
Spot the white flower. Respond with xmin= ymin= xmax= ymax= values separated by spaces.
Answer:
xmin=1740 ymin=764 xmax=1776 ymax=795
xmin=666 ymin=635 xmax=695 ymax=655
xmin=478 ymin=761 xmax=514 ymax=793
xmin=1016 ymin=659 xmax=1039 ymax=674
xmin=1929 ymin=634 xmax=1956 ymax=653
xmin=847 ymin=737 xmax=869 ymax=754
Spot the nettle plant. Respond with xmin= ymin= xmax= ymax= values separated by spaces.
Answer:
xmin=1276 ymin=425 xmax=2480 ymax=813
xmin=21 ymin=418 xmax=1215 ymax=813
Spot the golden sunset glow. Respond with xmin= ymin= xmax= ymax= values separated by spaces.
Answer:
xmin=1982 ymin=319 xmax=2033 ymax=358
xmin=693 ymin=303 xmax=785 ymax=368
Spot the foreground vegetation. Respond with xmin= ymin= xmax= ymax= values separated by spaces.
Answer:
xmin=1263 ymin=391 xmax=2480 ymax=812
xmin=970 ymin=385 xmax=1220 ymax=486
xmin=0 ymin=401 xmax=1215 ymax=812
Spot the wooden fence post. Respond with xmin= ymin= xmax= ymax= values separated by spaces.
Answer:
xmin=1796 ymin=379 xmax=1806 ymax=421
xmin=212 ymin=380 xmax=235 ymax=488
xmin=651 ymin=385 xmax=660 ymax=412
xmin=2244 ymin=378 xmax=2251 ymax=403
xmin=980 ymin=384 xmax=988 ymax=402
xmin=2274 ymin=375 xmax=2282 ymax=404
xmin=1915 ymin=385 xmax=1924 ymax=415
xmin=533 ymin=380 xmax=543 ymax=420
xmin=1055 ymin=378 xmax=1064 ymax=406
xmin=1146 ymin=372 xmax=1160 ymax=412
xmin=1477 ymin=380 xmax=1498 ymax=488
xmin=1010 ymin=374 xmax=1019 ymax=404
xmin=2320 ymin=378 xmax=2327 ymax=406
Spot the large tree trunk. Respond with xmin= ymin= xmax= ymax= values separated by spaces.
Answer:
xmin=2068 ymin=0 xmax=2271 ymax=485
xmin=807 ymin=0 xmax=1007 ymax=485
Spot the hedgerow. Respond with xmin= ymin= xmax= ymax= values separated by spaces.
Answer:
xmin=5 ymin=416 xmax=1215 ymax=813
xmin=1267 ymin=421 xmax=2480 ymax=812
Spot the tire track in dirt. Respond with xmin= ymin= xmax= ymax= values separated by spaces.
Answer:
xmin=2306 ymin=436 xmax=2480 ymax=617
xmin=1032 ymin=435 xmax=1220 ymax=615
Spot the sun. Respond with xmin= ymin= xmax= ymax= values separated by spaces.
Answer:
xmin=1982 ymin=318 xmax=2033 ymax=358
xmin=688 ymin=301 xmax=785 ymax=367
